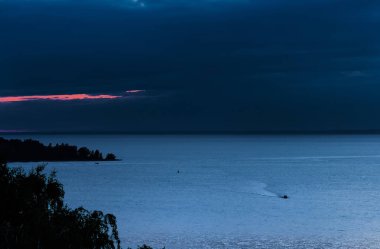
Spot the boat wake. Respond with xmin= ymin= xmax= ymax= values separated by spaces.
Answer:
xmin=237 ymin=181 xmax=278 ymax=197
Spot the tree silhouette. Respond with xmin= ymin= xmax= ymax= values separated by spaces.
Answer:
xmin=0 ymin=161 xmax=121 ymax=249
xmin=105 ymin=153 xmax=116 ymax=161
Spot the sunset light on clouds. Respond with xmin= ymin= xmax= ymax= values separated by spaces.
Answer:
xmin=0 ymin=94 xmax=122 ymax=103
xmin=126 ymin=90 xmax=145 ymax=93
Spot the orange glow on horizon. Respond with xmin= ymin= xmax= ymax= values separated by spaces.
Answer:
xmin=0 ymin=94 xmax=122 ymax=103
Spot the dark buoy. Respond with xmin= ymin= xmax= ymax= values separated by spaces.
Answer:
xmin=177 ymin=170 xmax=180 ymax=174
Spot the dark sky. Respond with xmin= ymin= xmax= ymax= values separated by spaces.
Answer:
xmin=1 ymin=0 xmax=379 ymax=132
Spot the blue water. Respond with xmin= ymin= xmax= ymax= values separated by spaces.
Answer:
xmin=7 ymin=135 xmax=380 ymax=248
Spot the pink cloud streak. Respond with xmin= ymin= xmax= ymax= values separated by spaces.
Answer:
xmin=0 ymin=94 xmax=122 ymax=103
xmin=126 ymin=90 xmax=145 ymax=93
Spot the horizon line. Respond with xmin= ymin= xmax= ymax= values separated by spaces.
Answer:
xmin=3 ymin=130 xmax=380 ymax=135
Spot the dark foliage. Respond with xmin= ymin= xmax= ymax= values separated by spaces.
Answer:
xmin=0 ymin=137 xmax=117 ymax=162
xmin=128 ymin=245 xmax=164 ymax=249
xmin=136 ymin=245 xmax=153 ymax=249
xmin=105 ymin=153 xmax=116 ymax=161
xmin=0 ymin=162 xmax=121 ymax=249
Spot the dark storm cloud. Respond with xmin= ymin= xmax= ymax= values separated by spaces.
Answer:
xmin=1 ymin=0 xmax=380 ymax=132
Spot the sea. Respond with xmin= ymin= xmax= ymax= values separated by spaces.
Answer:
xmin=5 ymin=134 xmax=380 ymax=248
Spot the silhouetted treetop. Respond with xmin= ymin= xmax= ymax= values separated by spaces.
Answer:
xmin=0 ymin=162 xmax=121 ymax=249
xmin=0 ymin=137 xmax=117 ymax=162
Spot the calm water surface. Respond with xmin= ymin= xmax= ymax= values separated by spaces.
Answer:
xmin=6 ymin=135 xmax=380 ymax=248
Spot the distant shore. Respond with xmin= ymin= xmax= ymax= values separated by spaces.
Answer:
xmin=0 ymin=137 xmax=117 ymax=162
